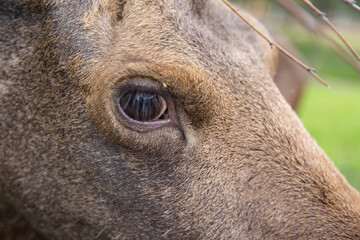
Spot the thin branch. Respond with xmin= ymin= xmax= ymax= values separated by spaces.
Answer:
xmin=276 ymin=0 xmax=360 ymax=73
xmin=275 ymin=0 xmax=319 ymax=33
xmin=220 ymin=0 xmax=330 ymax=87
xmin=302 ymin=0 xmax=360 ymax=61
xmin=342 ymin=0 xmax=360 ymax=12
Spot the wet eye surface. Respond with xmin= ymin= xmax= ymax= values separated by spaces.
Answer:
xmin=119 ymin=89 xmax=168 ymax=122
xmin=114 ymin=81 xmax=178 ymax=130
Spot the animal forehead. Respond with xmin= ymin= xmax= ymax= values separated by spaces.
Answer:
xmin=44 ymin=0 xmax=272 ymax=100
xmin=97 ymin=2 xmax=262 ymax=84
xmin=45 ymin=0 xmax=263 ymax=62
xmin=45 ymin=0 xmax=202 ymax=14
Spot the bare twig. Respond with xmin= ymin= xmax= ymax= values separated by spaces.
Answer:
xmin=302 ymin=0 xmax=360 ymax=61
xmin=276 ymin=0 xmax=360 ymax=73
xmin=342 ymin=0 xmax=360 ymax=12
xmin=220 ymin=0 xmax=330 ymax=87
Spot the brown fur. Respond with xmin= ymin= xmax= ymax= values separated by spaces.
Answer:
xmin=0 ymin=0 xmax=359 ymax=239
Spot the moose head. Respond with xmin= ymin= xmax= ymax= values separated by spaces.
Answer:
xmin=1 ymin=0 xmax=359 ymax=239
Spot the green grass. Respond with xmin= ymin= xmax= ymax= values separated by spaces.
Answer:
xmin=280 ymin=25 xmax=360 ymax=80
xmin=278 ymin=23 xmax=360 ymax=190
xmin=228 ymin=1 xmax=360 ymax=189
xmin=298 ymin=82 xmax=360 ymax=191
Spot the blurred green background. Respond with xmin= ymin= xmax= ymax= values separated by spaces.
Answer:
xmin=230 ymin=0 xmax=360 ymax=190
xmin=288 ymin=24 xmax=360 ymax=191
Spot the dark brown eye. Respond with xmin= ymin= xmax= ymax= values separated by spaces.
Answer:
xmin=118 ymin=89 xmax=168 ymax=122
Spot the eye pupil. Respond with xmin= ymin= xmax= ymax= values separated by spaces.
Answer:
xmin=119 ymin=90 xmax=167 ymax=122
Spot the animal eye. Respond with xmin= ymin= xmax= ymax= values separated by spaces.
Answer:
xmin=118 ymin=89 xmax=168 ymax=122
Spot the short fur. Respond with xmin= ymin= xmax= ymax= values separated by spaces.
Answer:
xmin=1 ymin=0 xmax=359 ymax=239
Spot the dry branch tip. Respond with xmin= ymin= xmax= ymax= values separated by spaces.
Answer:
xmin=302 ymin=0 xmax=360 ymax=61
xmin=342 ymin=0 xmax=360 ymax=12
xmin=219 ymin=0 xmax=330 ymax=87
